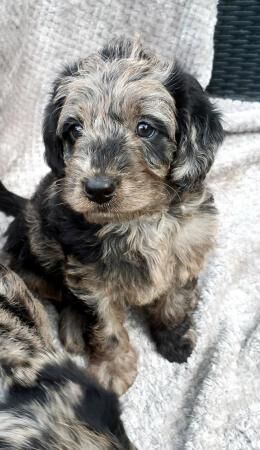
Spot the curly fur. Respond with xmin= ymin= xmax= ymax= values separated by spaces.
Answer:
xmin=0 ymin=265 xmax=135 ymax=450
xmin=0 ymin=37 xmax=224 ymax=395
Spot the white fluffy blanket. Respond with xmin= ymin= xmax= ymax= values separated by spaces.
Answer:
xmin=1 ymin=1 xmax=260 ymax=449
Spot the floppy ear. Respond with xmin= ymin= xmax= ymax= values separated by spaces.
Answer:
xmin=165 ymin=67 xmax=224 ymax=190
xmin=43 ymin=84 xmax=65 ymax=176
xmin=43 ymin=64 xmax=79 ymax=176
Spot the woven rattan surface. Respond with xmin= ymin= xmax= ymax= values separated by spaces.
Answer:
xmin=208 ymin=0 xmax=260 ymax=101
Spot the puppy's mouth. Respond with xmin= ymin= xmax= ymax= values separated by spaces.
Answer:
xmin=84 ymin=199 xmax=168 ymax=224
xmin=64 ymin=179 xmax=170 ymax=223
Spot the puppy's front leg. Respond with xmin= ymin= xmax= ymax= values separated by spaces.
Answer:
xmin=60 ymin=288 xmax=137 ymax=396
xmin=146 ymin=279 xmax=198 ymax=363
xmin=63 ymin=258 xmax=138 ymax=395
xmin=88 ymin=299 xmax=138 ymax=396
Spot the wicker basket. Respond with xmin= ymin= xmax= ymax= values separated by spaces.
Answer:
xmin=207 ymin=0 xmax=260 ymax=101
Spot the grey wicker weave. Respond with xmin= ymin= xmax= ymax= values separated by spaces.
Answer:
xmin=207 ymin=0 xmax=260 ymax=101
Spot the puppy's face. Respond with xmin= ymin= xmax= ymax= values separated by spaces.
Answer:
xmin=44 ymin=39 xmax=223 ymax=223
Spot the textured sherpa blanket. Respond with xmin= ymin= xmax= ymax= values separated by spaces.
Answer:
xmin=1 ymin=1 xmax=260 ymax=449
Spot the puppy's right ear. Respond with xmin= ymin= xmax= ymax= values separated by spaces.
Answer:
xmin=43 ymin=79 xmax=65 ymax=176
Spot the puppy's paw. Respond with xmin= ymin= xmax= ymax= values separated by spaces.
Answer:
xmin=151 ymin=320 xmax=196 ymax=363
xmin=89 ymin=344 xmax=138 ymax=396
xmin=59 ymin=307 xmax=86 ymax=355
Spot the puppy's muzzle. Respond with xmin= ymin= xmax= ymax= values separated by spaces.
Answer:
xmin=84 ymin=176 xmax=116 ymax=204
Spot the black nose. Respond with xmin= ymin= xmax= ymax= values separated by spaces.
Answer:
xmin=84 ymin=177 xmax=116 ymax=204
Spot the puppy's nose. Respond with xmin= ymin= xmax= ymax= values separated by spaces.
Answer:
xmin=84 ymin=177 xmax=116 ymax=204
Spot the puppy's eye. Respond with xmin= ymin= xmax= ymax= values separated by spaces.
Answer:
xmin=136 ymin=122 xmax=157 ymax=139
xmin=68 ymin=123 xmax=83 ymax=141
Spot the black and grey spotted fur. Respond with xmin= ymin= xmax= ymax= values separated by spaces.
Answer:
xmin=0 ymin=37 xmax=224 ymax=396
xmin=0 ymin=265 xmax=135 ymax=450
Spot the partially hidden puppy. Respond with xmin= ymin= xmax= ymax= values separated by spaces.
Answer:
xmin=0 ymin=265 xmax=135 ymax=450
xmin=0 ymin=37 xmax=224 ymax=395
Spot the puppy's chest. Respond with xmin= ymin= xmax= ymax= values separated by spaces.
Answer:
xmin=97 ymin=217 xmax=177 ymax=303
xmin=66 ymin=217 xmax=176 ymax=305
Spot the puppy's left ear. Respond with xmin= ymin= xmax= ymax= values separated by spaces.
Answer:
xmin=165 ymin=67 xmax=224 ymax=189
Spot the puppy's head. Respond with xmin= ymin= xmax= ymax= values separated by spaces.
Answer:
xmin=43 ymin=38 xmax=223 ymax=223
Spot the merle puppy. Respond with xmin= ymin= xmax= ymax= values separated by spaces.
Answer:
xmin=0 ymin=265 xmax=135 ymax=450
xmin=0 ymin=38 xmax=223 ymax=395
